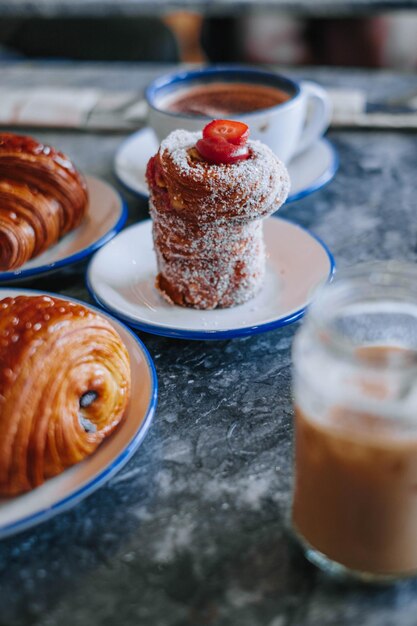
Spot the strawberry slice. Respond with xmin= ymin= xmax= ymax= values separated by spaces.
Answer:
xmin=203 ymin=120 xmax=249 ymax=146
xmin=196 ymin=137 xmax=249 ymax=165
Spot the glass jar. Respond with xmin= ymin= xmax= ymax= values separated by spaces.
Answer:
xmin=292 ymin=261 xmax=417 ymax=582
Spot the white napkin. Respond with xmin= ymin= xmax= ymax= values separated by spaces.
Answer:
xmin=1 ymin=86 xmax=417 ymax=130
xmin=0 ymin=88 xmax=100 ymax=126
xmin=327 ymin=88 xmax=417 ymax=129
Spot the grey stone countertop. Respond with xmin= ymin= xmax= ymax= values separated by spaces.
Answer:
xmin=1 ymin=62 xmax=417 ymax=626
xmin=1 ymin=0 xmax=417 ymax=16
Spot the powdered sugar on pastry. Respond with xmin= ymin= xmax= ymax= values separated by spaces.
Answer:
xmin=158 ymin=129 xmax=290 ymax=223
xmin=146 ymin=128 xmax=290 ymax=309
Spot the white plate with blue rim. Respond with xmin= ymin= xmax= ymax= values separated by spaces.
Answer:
xmin=0 ymin=176 xmax=128 ymax=283
xmin=87 ymin=216 xmax=335 ymax=340
xmin=114 ymin=127 xmax=338 ymax=204
xmin=0 ymin=287 xmax=157 ymax=539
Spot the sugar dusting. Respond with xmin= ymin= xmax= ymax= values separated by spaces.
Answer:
xmin=146 ymin=129 xmax=290 ymax=309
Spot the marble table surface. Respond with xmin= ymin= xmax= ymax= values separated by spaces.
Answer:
xmin=1 ymin=62 xmax=417 ymax=626
xmin=1 ymin=0 xmax=417 ymax=16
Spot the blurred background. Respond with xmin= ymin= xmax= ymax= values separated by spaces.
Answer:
xmin=0 ymin=9 xmax=417 ymax=68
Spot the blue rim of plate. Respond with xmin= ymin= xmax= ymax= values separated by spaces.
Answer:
xmin=0 ymin=287 xmax=158 ymax=539
xmin=114 ymin=128 xmax=338 ymax=205
xmin=0 ymin=180 xmax=128 ymax=283
xmin=86 ymin=218 xmax=336 ymax=341
xmin=287 ymin=139 xmax=339 ymax=203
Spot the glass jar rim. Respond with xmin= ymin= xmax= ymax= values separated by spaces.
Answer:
xmin=307 ymin=260 xmax=417 ymax=370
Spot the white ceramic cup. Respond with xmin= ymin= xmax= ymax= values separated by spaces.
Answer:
xmin=145 ymin=66 xmax=332 ymax=164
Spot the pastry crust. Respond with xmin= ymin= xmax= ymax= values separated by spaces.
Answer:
xmin=0 ymin=295 xmax=131 ymax=496
xmin=0 ymin=133 xmax=88 ymax=271
xmin=146 ymin=129 xmax=290 ymax=309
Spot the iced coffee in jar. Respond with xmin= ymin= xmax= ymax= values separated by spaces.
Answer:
xmin=292 ymin=261 xmax=417 ymax=582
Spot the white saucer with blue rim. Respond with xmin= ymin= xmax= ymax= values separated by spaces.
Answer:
xmin=0 ymin=288 xmax=157 ymax=539
xmin=87 ymin=216 xmax=335 ymax=340
xmin=114 ymin=127 xmax=338 ymax=204
xmin=0 ymin=176 xmax=128 ymax=283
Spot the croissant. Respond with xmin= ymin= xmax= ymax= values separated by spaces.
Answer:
xmin=0 ymin=133 xmax=88 ymax=271
xmin=0 ymin=295 xmax=131 ymax=496
xmin=146 ymin=129 xmax=290 ymax=309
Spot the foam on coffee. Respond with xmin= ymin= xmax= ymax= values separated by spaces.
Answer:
xmin=160 ymin=82 xmax=291 ymax=117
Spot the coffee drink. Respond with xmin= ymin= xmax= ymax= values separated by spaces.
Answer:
xmin=162 ymin=82 xmax=291 ymax=117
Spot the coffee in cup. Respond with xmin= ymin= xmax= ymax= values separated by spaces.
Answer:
xmin=162 ymin=82 xmax=291 ymax=116
xmin=146 ymin=66 xmax=331 ymax=163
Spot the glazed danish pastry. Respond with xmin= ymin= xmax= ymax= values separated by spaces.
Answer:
xmin=0 ymin=133 xmax=88 ymax=271
xmin=146 ymin=126 xmax=290 ymax=309
xmin=0 ymin=295 xmax=130 ymax=496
